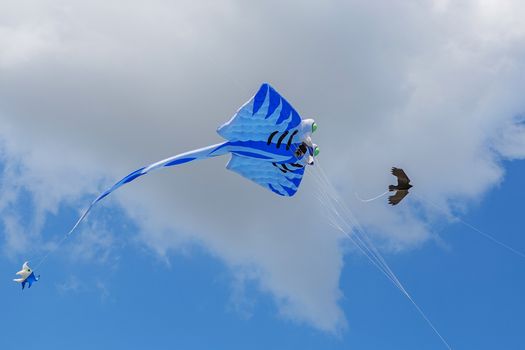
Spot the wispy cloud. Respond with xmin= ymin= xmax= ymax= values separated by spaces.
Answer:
xmin=95 ymin=280 xmax=111 ymax=302
xmin=56 ymin=275 xmax=82 ymax=295
xmin=69 ymin=224 xmax=116 ymax=265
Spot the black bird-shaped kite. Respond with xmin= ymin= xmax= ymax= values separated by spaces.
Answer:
xmin=388 ymin=167 xmax=412 ymax=205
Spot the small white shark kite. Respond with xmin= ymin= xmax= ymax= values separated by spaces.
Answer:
xmin=13 ymin=262 xmax=40 ymax=289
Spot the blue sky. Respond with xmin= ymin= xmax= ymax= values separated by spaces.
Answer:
xmin=1 ymin=1 xmax=525 ymax=349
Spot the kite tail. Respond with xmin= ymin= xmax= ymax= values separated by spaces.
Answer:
xmin=34 ymin=142 xmax=230 ymax=269
xmin=71 ymin=141 xmax=230 ymax=236
xmin=354 ymin=190 xmax=390 ymax=203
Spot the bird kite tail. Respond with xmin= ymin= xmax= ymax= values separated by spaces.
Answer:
xmin=389 ymin=185 xmax=396 ymax=191
xmin=355 ymin=190 xmax=390 ymax=203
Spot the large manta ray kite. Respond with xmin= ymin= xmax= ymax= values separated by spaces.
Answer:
xmin=87 ymin=82 xmax=319 ymax=209
xmin=16 ymin=83 xmax=319 ymax=286
xmin=69 ymin=83 xmax=319 ymax=234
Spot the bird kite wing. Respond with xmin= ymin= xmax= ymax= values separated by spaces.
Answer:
xmin=226 ymin=154 xmax=305 ymax=196
xmin=392 ymin=167 xmax=410 ymax=186
xmin=388 ymin=190 xmax=409 ymax=205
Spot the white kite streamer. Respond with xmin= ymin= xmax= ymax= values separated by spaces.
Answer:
xmin=354 ymin=190 xmax=390 ymax=202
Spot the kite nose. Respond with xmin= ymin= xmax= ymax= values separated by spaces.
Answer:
xmin=307 ymin=155 xmax=315 ymax=165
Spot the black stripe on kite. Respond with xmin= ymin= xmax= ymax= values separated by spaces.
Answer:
xmin=267 ymin=131 xmax=279 ymax=145
xmin=276 ymin=131 xmax=289 ymax=148
xmin=286 ymin=130 xmax=298 ymax=150
xmin=272 ymin=162 xmax=287 ymax=173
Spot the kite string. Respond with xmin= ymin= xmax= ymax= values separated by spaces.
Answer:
xmin=318 ymin=165 xmax=426 ymax=302
xmin=312 ymin=172 xmax=399 ymax=285
xmin=313 ymin=166 xmax=406 ymax=300
xmin=312 ymin=165 xmax=401 ymax=283
xmin=310 ymin=162 xmax=452 ymax=350
xmin=314 ymin=167 xmax=409 ymax=294
xmin=314 ymin=167 xmax=452 ymax=350
xmin=313 ymin=184 xmax=401 ymax=287
xmin=32 ymin=235 xmax=68 ymax=270
xmin=413 ymin=193 xmax=525 ymax=259
xmin=32 ymin=204 xmax=94 ymax=270
xmin=312 ymin=167 xmax=413 ymax=296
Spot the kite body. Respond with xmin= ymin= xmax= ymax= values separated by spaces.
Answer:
xmin=13 ymin=262 xmax=40 ymax=289
xmin=388 ymin=167 xmax=412 ymax=205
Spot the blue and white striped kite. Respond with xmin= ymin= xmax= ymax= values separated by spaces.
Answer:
xmin=81 ymin=83 xmax=319 ymax=222
xmin=16 ymin=83 xmax=318 ymax=286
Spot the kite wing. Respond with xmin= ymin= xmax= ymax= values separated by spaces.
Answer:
xmin=226 ymin=155 xmax=305 ymax=196
xmin=16 ymin=262 xmax=28 ymax=275
xmin=388 ymin=190 xmax=409 ymax=205
xmin=217 ymin=83 xmax=303 ymax=142
xmin=392 ymin=167 xmax=410 ymax=186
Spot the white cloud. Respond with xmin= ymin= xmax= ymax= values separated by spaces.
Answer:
xmin=0 ymin=0 xmax=524 ymax=332
xmin=68 ymin=224 xmax=116 ymax=264
xmin=56 ymin=275 xmax=82 ymax=295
